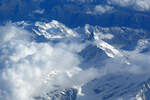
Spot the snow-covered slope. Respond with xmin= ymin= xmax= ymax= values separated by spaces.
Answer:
xmin=35 ymin=88 xmax=77 ymax=100
xmin=136 ymin=79 xmax=150 ymax=100
xmin=12 ymin=20 xmax=150 ymax=100
xmin=33 ymin=20 xmax=77 ymax=39
xmin=78 ymin=74 xmax=149 ymax=100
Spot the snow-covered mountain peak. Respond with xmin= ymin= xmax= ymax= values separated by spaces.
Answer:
xmin=93 ymin=29 xmax=122 ymax=58
xmin=33 ymin=20 xmax=78 ymax=39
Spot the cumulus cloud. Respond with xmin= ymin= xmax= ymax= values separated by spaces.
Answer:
xmin=94 ymin=5 xmax=114 ymax=14
xmin=86 ymin=5 xmax=114 ymax=15
xmin=0 ymin=23 xmax=99 ymax=100
xmin=108 ymin=0 xmax=150 ymax=11
xmin=34 ymin=9 xmax=45 ymax=14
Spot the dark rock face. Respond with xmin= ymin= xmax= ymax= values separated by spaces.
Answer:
xmin=79 ymin=44 xmax=109 ymax=68
xmin=35 ymin=89 xmax=77 ymax=100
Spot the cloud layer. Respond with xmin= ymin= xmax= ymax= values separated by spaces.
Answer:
xmin=108 ymin=0 xmax=150 ymax=11
xmin=66 ymin=0 xmax=150 ymax=12
xmin=0 ymin=23 xmax=99 ymax=100
xmin=0 ymin=21 xmax=150 ymax=100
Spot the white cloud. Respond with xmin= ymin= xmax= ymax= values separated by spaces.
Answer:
xmin=34 ymin=9 xmax=45 ymax=14
xmin=108 ymin=0 xmax=150 ymax=11
xmin=86 ymin=5 xmax=114 ymax=15
xmin=0 ymin=23 xmax=99 ymax=100
xmin=135 ymin=0 xmax=150 ymax=11
xmin=0 ymin=23 xmax=30 ymax=43
xmin=94 ymin=5 xmax=114 ymax=14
